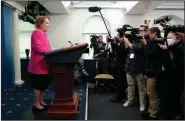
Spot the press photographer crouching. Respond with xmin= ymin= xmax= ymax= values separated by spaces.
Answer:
xmin=158 ymin=31 xmax=184 ymax=120
xmin=121 ymin=25 xmax=148 ymax=112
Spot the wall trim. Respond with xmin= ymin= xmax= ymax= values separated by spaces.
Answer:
xmin=82 ymin=14 xmax=111 ymax=34
xmin=154 ymin=8 xmax=184 ymax=10
xmin=19 ymin=30 xmax=33 ymax=33
xmin=82 ymin=32 xmax=109 ymax=34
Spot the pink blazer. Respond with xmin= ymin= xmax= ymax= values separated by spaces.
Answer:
xmin=28 ymin=29 xmax=52 ymax=74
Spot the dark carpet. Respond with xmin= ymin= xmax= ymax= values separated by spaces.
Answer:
xmin=87 ymin=88 xmax=142 ymax=120
xmin=2 ymin=83 xmax=87 ymax=120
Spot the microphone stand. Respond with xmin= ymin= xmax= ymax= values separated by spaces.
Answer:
xmin=98 ymin=10 xmax=112 ymax=38
xmin=98 ymin=9 xmax=113 ymax=74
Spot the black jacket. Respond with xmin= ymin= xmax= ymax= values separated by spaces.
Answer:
xmin=144 ymin=41 xmax=163 ymax=78
xmin=125 ymin=42 xmax=145 ymax=74
xmin=94 ymin=42 xmax=106 ymax=57
xmin=163 ymin=41 xmax=184 ymax=71
xmin=114 ymin=43 xmax=129 ymax=70
xmin=162 ymin=41 xmax=184 ymax=84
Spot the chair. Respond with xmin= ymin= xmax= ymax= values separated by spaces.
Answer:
xmin=94 ymin=58 xmax=115 ymax=92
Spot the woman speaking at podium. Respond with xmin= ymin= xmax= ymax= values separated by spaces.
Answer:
xmin=28 ymin=16 xmax=52 ymax=111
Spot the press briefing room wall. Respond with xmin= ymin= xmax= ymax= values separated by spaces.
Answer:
xmin=1 ymin=3 xmax=15 ymax=90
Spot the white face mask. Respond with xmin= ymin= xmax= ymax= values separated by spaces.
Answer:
xmin=167 ymin=39 xmax=176 ymax=46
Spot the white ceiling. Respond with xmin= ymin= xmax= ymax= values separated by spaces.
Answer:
xmin=70 ymin=1 xmax=184 ymax=15
xmin=71 ymin=1 xmax=139 ymax=9
xmin=16 ymin=1 xmax=27 ymax=6
xmin=15 ymin=1 xmax=184 ymax=15
xmin=156 ymin=1 xmax=184 ymax=10
xmin=39 ymin=1 xmax=70 ymax=14
xmin=73 ymin=1 xmax=116 ymax=5
xmin=15 ymin=1 xmax=70 ymax=15
xmin=125 ymin=1 xmax=167 ymax=15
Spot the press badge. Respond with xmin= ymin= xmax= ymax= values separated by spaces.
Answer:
xmin=130 ymin=53 xmax=134 ymax=59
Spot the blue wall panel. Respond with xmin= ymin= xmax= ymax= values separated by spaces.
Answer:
xmin=1 ymin=3 xmax=15 ymax=90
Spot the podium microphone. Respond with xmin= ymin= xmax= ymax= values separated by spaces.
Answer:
xmin=88 ymin=6 xmax=111 ymax=38
xmin=68 ymin=41 xmax=73 ymax=46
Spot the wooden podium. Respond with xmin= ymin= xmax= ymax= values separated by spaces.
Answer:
xmin=45 ymin=43 xmax=88 ymax=119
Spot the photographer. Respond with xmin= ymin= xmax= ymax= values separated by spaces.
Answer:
xmin=141 ymin=27 xmax=163 ymax=120
xmin=158 ymin=31 xmax=184 ymax=120
xmin=90 ymin=34 xmax=99 ymax=56
xmin=105 ymin=35 xmax=113 ymax=56
xmin=105 ymin=35 xmax=116 ymax=74
xmin=94 ymin=35 xmax=107 ymax=73
xmin=94 ymin=35 xmax=106 ymax=57
xmin=110 ymin=36 xmax=129 ymax=102
xmin=111 ymin=36 xmax=119 ymax=56
xmin=122 ymin=26 xmax=147 ymax=112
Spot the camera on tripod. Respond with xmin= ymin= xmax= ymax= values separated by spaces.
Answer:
xmin=90 ymin=34 xmax=98 ymax=48
xmin=90 ymin=34 xmax=98 ymax=39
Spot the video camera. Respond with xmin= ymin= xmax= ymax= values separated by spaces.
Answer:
xmin=154 ymin=16 xmax=184 ymax=37
xmin=164 ymin=25 xmax=184 ymax=33
xmin=154 ymin=38 xmax=167 ymax=44
xmin=117 ymin=24 xmax=133 ymax=38
xmin=154 ymin=16 xmax=172 ymax=25
xmin=90 ymin=34 xmax=98 ymax=48
xmin=90 ymin=34 xmax=98 ymax=39
xmin=117 ymin=24 xmax=146 ymax=42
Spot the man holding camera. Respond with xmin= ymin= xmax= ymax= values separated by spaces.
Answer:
xmin=110 ymin=36 xmax=129 ymax=102
xmin=141 ymin=27 xmax=164 ymax=120
xmin=122 ymin=25 xmax=148 ymax=112
xmin=94 ymin=35 xmax=106 ymax=57
xmin=94 ymin=35 xmax=107 ymax=73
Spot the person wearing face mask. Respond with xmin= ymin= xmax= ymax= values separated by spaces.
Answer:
xmin=28 ymin=16 xmax=53 ymax=111
xmin=141 ymin=27 xmax=164 ymax=120
xmin=158 ymin=31 xmax=184 ymax=120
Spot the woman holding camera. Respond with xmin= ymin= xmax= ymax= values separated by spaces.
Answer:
xmin=158 ymin=31 xmax=184 ymax=119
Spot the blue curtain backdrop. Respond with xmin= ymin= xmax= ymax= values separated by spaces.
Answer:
xmin=1 ymin=3 xmax=15 ymax=90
